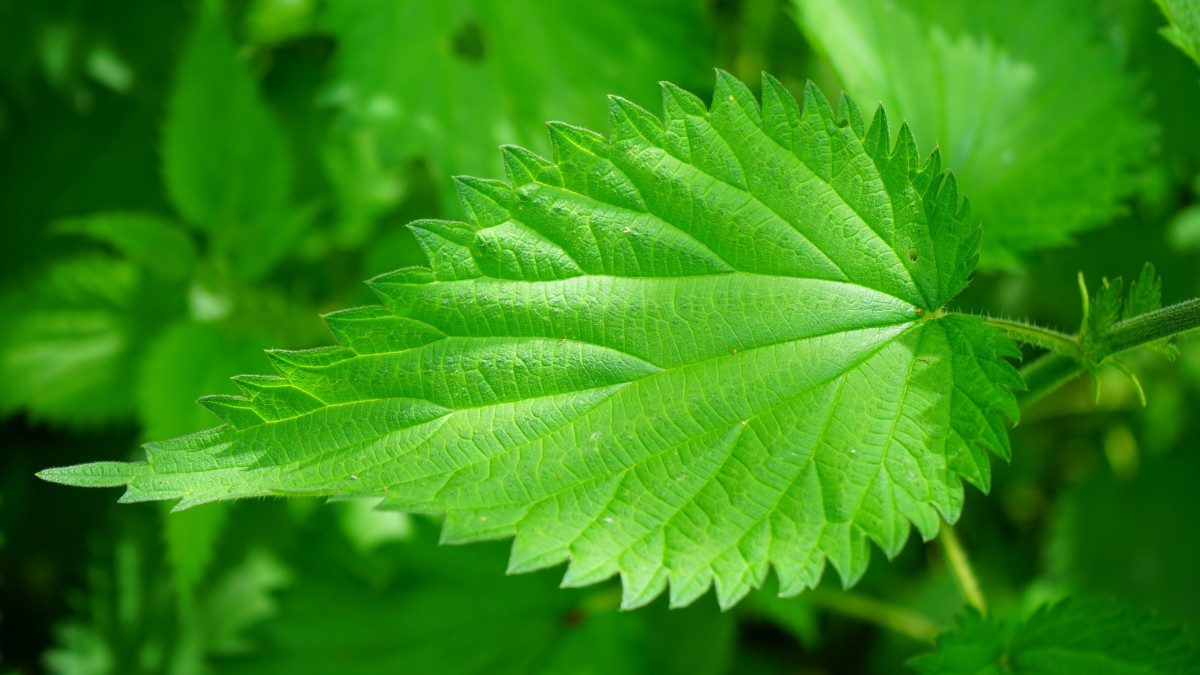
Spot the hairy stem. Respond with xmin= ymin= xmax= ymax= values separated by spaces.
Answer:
xmin=939 ymin=522 xmax=986 ymax=615
xmin=982 ymin=316 xmax=1079 ymax=357
xmin=811 ymin=589 xmax=940 ymax=643
xmin=1099 ymin=297 xmax=1200 ymax=358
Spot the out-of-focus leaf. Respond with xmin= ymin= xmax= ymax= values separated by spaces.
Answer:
xmin=135 ymin=320 xmax=271 ymax=442
xmin=793 ymin=0 xmax=1155 ymax=268
xmin=1167 ymin=203 xmax=1200 ymax=251
xmin=1156 ymin=0 xmax=1200 ymax=68
xmin=909 ymin=598 xmax=1200 ymax=674
xmin=220 ymin=522 xmax=734 ymax=675
xmin=54 ymin=213 xmax=196 ymax=282
xmin=739 ymin=583 xmax=819 ymax=649
xmin=43 ymin=521 xmax=291 ymax=675
xmin=163 ymin=2 xmax=298 ymax=279
xmin=0 ymin=256 xmax=180 ymax=426
xmin=243 ymin=0 xmax=319 ymax=45
xmin=196 ymin=548 xmax=292 ymax=656
xmin=320 ymin=0 xmax=713 ymax=221
xmin=1045 ymin=450 xmax=1200 ymax=627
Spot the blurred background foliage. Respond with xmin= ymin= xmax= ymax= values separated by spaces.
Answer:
xmin=1 ymin=0 xmax=1198 ymax=673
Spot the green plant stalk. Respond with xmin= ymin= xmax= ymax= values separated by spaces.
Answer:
xmin=810 ymin=589 xmax=940 ymax=643
xmin=1017 ymin=353 xmax=1084 ymax=408
xmin=939 ymin=522 xmax=987 ymax=616
xmin=1099 ymin=297 xmax=1200 ymax=358
xmin=966 ymin=297 xmax=1200 ymax=407
xmin=982 ymin=316 xmax=1079 ymax=357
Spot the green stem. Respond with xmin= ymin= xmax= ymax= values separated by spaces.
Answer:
xmin=982 ymin=316 xmax=1079 ymax=357
xmin=811 ymin=589 xmax=940 ymax=643
xmin=1016 ymin=353 xmax=1084 ymax=409
xmin=939 ymin=522 xmax=986 ymax=615
xmin=1099 ymin=297 xmax=1200 ymax=358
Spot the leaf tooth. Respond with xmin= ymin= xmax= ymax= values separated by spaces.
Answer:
xmin=607 ymin=94 xmax=664 ymax=147
xmin=227 ymin=380 xmax=324 ymax=421
xmin=864 ymin=105 xmax=892 ymax=163
xmin=618 ymin=564 xmax=670 ymax=610
xmin=547 ymin=121 xmax=647 ymax=212
xmin=893 ymin=122 xmax=919 ymax=177
xmin=501 ymin=145 xmax=560 ymax=188
xmin=713 ymin=69 xmax=761 ymax=125
xmin=660 ymin=80 xmax=707 ymax=120
xmin=230 ymin=373 xmax=288 ymax=393
xmin=439 ymin=509 xmax=522 ymax=545
xmin=408 ymin=219 xmax=483 ymax=281
xmin=545 ymin=120 xmax=607 ymax=158
xmin=364 ymin=266 xmax=436 ymax=312
xmin=453 ymin=175 xmax=513 ymax=229
xmin=760 ymin=72 xmax=802 ymax=150
xmin=915 ymin=147 xmax=943 ymax=194
xmin=800 ymin=80 xmax=836 ymax=127
xmin=667 ymin=570 xmax=715 ymax=609
xmin=507 ymin=534 xmax=570 ymax=575
xmin=835 ymin=91 xmax=866 ymax=136
xmin=265 ymin=346 xmax=355 ymax=380
xmin=561 ymin=554 xmax=619 ymax=589
xmin=198 ymin=394 xmax=265 ymax=429
xmin=322 ymin=307 xmax=445 ymax=355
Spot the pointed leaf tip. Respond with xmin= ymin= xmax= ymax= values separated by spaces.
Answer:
xmin=38 ymin=461 xmax=145 ymax=488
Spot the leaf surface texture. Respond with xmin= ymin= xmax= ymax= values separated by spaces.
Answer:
xmin=41 ymin=74 xmax=1020 ymax=608
xmin=793 ymin=0 xmax=1155 ymax=267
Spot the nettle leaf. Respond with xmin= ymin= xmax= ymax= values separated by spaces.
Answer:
xmin=794 ymin=0 xmax=1155 ymax=268
xmin=41 ymin=74 xmax=1021 ymax=609
xmin=910 ymin=599 xmax=1200 ymax=675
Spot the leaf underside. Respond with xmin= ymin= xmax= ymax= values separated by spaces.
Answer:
xmin=40 ymin=73 xmax=1020 ymax=610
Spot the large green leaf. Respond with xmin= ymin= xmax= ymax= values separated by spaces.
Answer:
xmin=793 ymin=0 xmax=1155 ymax=268
xmin=41 ymin=74 xmax=1020 ymax=609
xmin=320 ymin=0 xmax=712 ymax=220
xmin=909 ymin=599 xmax=1200 ymax=674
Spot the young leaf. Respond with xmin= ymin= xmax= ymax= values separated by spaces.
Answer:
xmin=909 ymin=599 xmax=1200 ymax=674
xmin=54 ymin=212 xmax=197 ymax=282
xmin=40 ymin=74 xmax=1021 ymax=609
xmin=163 ymin=2 xmax=297 ymax=279
xmin=793 ymin=0 xmax=1155 ymax=268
